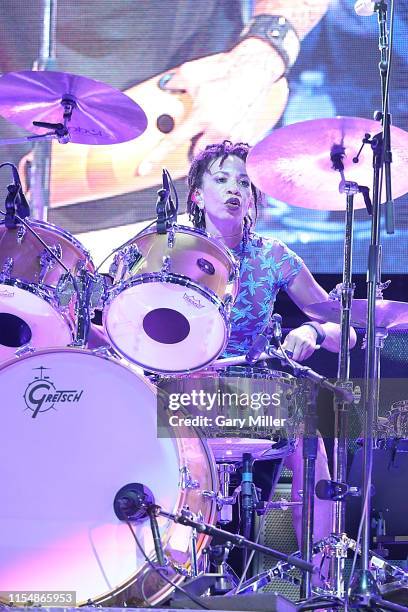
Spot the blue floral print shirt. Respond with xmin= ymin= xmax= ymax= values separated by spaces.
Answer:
xmin=225 ymin=233 xmax=303 ymax=356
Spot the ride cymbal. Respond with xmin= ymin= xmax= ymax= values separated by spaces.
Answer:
xmin=247 ymin=117 xmax=408 ymax=210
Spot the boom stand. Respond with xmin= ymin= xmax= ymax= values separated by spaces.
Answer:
xmin=349 ymin=2 xmax=399 ymax=608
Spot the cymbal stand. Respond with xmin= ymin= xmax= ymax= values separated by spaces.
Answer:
xmin=327 ymin=150 xmax=359 ymax=598
xmin=349 ymin=2 xmax=399 ymax=608
xmin=30 ymin=0 xmax=58 ymax=221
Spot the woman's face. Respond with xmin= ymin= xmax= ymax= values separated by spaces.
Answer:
xmin=197 ymin=155 xmax=253 ymax=230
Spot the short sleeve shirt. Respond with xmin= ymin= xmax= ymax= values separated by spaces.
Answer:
xmin=225 ymin=233 xmax=303 ymax=356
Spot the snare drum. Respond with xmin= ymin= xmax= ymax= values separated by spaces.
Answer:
xmin=103 ymin=224 xmax=239 ymax=373
xmin=0 ymin=348 xmax=216 ymax=607
xmin=157 ymin=366 xmax=302 ymax=462
xmin=0 ymin=220 xmax=94 ymax=361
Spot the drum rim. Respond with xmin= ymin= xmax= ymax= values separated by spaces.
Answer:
xmin=134 ymin=223 xmax=240 ymax=268
xmin=0 ymin=344 xmax=117 ymax=370
xmin=195 ymin=365 xmax=297 ymax=383
xmin=211 ymin=366 xmax=296 ymax=382
xmin=0 ymin=218 xmax=94 ymax=269
xmin=105 ymin=271 xmax=227 ymax=308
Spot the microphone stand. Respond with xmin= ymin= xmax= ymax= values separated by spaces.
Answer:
xmin=159 ymin=507 xmax=316 ymax=576
xmin=349 ymin=2 xmax=400 ymax=609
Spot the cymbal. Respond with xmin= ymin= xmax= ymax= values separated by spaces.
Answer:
xmin=0 ymin=70 xmax=148 ymax=145
xmin=304 ymin=299 xmax=408 ymax=330
xmin=247 ymin=117 xmax=408 ymax=210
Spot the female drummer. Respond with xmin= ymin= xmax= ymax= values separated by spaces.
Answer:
xmin=187 ymin=140 xmax=357 ymax=556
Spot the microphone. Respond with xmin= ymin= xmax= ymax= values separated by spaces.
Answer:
xmin=241 ymin=453 xmax=253 ymax=539
xmin=113 ymin=482 xmax=155 ymax=521
xmin=4 ymin=184 xmax=19 ymax=229
xmin=113 ymin=482 xmax=166 ymax=567
xmin=162 ymin=168 xmax=177 ymax=224
xmin=2 ymin=163 xmax=30 ymax=228
xmin=156 ymin=170 xmax=169 ymax=234
xmin=245 ymin=313 xmax=282 ymax=365
xmin=162 ymin=168 xmax=170 ymax=198
xmin=354 ymin=0 xmax=377 ymax=16
xmin=11 ymin=164 xmax=30 ymax=219
xmin=315 ymin=479 xmax=361 ymax=501
xmin=271 ymin=313 xmax=282 ymax=343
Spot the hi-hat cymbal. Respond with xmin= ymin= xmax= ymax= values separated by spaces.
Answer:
xmin=304 ymin=299 xmax=408 ymax=330
xmin=247 ymin=117 xmax=408 ymax=210
xmin=0 ymin=70 xmax=147 ymax=145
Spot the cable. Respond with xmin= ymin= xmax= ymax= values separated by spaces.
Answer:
xmin=126 ymin=522 xmax=210 ymax=610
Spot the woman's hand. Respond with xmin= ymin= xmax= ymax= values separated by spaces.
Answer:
xmin=281 ymin=324 xmax=319 ymax=361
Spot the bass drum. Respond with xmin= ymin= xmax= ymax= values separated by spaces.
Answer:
xmin=0 ymin=348 xmax=216 ymax=607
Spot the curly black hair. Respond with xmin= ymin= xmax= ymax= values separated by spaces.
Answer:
xmin=186 ymin=140 xmax=261 ymax=230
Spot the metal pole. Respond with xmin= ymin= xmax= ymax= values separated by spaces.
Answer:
xmin=349 ymin=130 xmax=384 ymax=607
xmin=300 ymin=387 xmax=318 ymax=599
xmin=331 ymin=193 xmax=355 ymax=597
xmin=30 ymin=0 xmax=58 ymax=221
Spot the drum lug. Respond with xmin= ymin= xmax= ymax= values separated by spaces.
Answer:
xmin=17 ymin=224 xmax=26 ymax=244
xmin=89 ymin=273 xmax=109 ymax=313
xmin=38 ymin=243 xmax=63 ymax=284
xmin=109 ymin=252 xmax=120 ymax=278
xmin=15 ymin=343 xmax=35 ymax=357
xmin=92 ymin=345 xmax=112 ymax=357
xmin=230 ymin=261 xmax=240 ymax=282
xmin=161 ymin=255 xmax=171 ymax=274
xmin=224 ymin=294 xmax=233 ymax=316
xmin=0 ymin=256 xmax=13 ymax=281
xmin=167 ymin=225 xmax=176 ymax=248
xmin=56 ymin=272 xmax=76 ymax=308
xmin=179 ymin=466 xmax=200 ymax=490
xmin=110 ymin=244 xmax=142 ymax=280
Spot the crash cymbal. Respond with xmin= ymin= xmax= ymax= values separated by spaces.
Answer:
xmin=304 ymin=299 xmax=408 ymax=330
xmin=247 ymin=117 xmax=408 ymax=210
xmin=0 ymin=70 xmax=147 ymax=145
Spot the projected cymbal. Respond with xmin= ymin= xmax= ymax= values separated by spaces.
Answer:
xmin=0 ymin=70 xmax=147 ymax=145
xmin=247 ymin=117 xmax=408 ymax=210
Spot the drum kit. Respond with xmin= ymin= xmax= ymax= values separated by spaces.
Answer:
xmin=0 ymin=66 xmax=408 ymax=612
